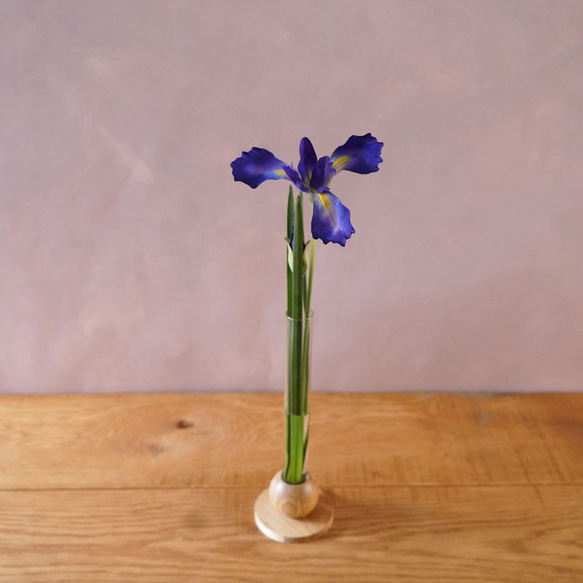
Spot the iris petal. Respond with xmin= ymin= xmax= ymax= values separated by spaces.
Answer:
xmin=309 ymin=156 xmax=333 ymax=193
xmin=330 ymin=133 xmax=383 ymax=174
xmin=298 ymin=137 xmax=318 ymax=184
xmin=231 ymin=147 xmax=288 ymax=188
xmin=311 ymin=191 xmax=355 ymax=246
xmin=283 ymin=165 xmax=305 ymax=192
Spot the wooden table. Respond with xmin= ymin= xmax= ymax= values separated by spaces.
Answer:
xmin=0 ymin=392 xmax=581 ymax=582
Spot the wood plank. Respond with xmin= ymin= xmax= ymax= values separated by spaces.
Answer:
xmin=520 ymin=393 xmax=583 ymax=483
xmin=0 ymin=486 xmax=581 ymax=583
xmin=0 ymin=393 xmax=581 ymax=489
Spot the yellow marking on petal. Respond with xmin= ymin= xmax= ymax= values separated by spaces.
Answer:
xmin=274 ymin=169 xmax=287 ymax=176
xmin=332 ymin=155 xmax=350 ymax=169
xmin=318 ymin=193 xmax=332 ymax=211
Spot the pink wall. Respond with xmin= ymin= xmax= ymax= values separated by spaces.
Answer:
xmin=2 ymin=1 xmax=582 ymax=393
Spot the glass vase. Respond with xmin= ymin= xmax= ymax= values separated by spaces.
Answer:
xmin=282 ymin=312 xmax=312 ymax=485
xmin=254 ymin=310 xmax=333 ymax=541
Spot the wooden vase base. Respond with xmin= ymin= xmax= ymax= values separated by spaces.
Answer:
xmin=254 ymin=489 xmax=334 ymax=543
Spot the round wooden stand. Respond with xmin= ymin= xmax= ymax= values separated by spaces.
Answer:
xmin=254 ymin=473 xmax=334 ymax=543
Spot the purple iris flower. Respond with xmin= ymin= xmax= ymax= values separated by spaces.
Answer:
xmin=231 ymin=134 xmax=383 ymax=246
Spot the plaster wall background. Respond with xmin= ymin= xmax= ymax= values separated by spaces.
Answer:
xmin=1 ymin=0 xmax=582 ymax=393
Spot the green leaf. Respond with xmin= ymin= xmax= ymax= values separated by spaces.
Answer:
xmin=286 ymin=187 xmax=294 ymax=316
xmin=286 ymin=186 xmax=294 ymax=241
xmin=286 ymin=239 xmax=293 ymax=272
xmin=303 ymin=240 xmax=311 ymax=276
xmin=291 ymin=194 xmax=305 ymax=320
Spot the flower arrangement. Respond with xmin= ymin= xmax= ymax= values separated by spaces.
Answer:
xmin=231 ymin=134 xmax=383 ymax=491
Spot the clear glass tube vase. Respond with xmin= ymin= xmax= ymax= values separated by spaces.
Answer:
xmin=282 ymin=313 xmax=312 ymax=484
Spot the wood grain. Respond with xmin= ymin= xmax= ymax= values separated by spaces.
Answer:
xmin=0 ymin=392 xmax=582 ymax=582
xmin=0 ymin=393 xmax=581 ymax=489
xmin=0 ymin=486 xmax=581 ymax=582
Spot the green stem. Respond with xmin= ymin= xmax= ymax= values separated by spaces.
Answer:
xmin=285 ymin=412 xmax=306 ymax=483
xmin=283 ymin=192 xmax=311 ymax=484
xmin=290 ymin=193 xmax=304 ymax=321
xmin=286 ymin=187 xmax=294 ymax=317
xmin=301 ymin=220 xmax=316 ymax=415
